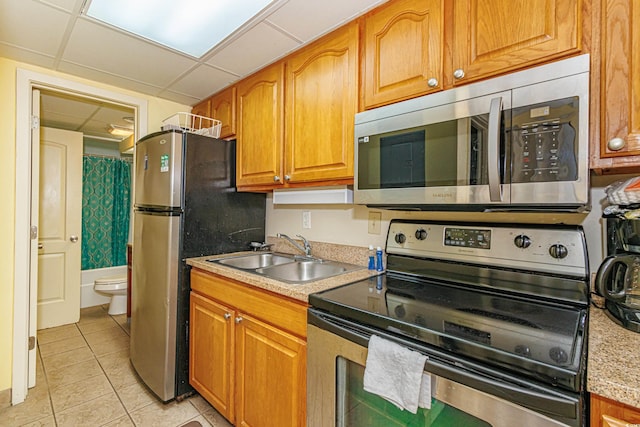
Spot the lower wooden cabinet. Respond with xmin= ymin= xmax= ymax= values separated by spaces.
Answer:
xmin=591 ymin=394 xmax=640 ymax=427
xmin=189 ymin=268 xmax=307 ymax=427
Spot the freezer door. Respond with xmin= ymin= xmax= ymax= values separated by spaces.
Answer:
xmin=135 ymin=131 xmax=184 ymax=208
xmin=130 ymin=210 xmax=181 ymax=401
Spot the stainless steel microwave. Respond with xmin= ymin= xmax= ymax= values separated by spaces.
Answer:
xmin=354 ymin=54 xmax=590 ymax=212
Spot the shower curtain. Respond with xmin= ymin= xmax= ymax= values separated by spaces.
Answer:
xmin=81 ymin=156 xmax=132 ymax=270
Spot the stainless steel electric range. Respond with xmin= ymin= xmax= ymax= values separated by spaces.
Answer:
xmin=307 ymin=220 xmax=589 ymax=427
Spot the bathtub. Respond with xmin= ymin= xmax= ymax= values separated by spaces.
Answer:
xmin=81 ymin=266 xmax=127 ymax=308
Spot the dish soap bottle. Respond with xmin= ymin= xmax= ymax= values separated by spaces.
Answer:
xmin=368 ymin=245 xmax=375 ymax=270
xmin=375 ymin=247 xmax=384 ymax=272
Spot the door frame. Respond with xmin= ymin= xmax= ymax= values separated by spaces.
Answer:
xmin=12 ymin=68 xmax=148 ymax=405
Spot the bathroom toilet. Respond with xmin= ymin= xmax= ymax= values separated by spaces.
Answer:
xmin=94 ymin=275 xmax=128 ymax=315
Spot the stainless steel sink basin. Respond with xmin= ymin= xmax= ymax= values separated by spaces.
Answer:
xmin=212 ymin=253 xmax=295 ymax=269
xmin=209 ymin=252 xmax=363 ymax=284
xmin=257 ymin=260 xmax=360 ymax=284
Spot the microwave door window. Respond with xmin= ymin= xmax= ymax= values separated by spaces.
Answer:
xmin=379 ymin=131 xmax=426 ymax=188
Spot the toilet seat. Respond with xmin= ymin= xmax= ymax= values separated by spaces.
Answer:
xmin=94 ymin=275 xmax=127 ymax=292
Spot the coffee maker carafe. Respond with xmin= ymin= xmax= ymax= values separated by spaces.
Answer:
xmin=596 ymin=218 xmax=640 ymax=332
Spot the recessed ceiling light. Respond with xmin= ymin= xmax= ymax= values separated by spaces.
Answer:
xmin=108 ymin=124 xmax=134 ymax=138
xmin=84 ymin=0 xmax=273 ymax=58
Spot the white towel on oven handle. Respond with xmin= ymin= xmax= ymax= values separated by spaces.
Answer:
xmin=363 ymin=334 xmax=428 ymax=413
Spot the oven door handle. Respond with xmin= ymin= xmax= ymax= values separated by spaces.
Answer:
xmin=309 ymin=309 xmax=579 ymax=421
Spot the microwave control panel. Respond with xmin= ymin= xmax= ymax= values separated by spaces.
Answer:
xmin=510 ymin=96 xmax=579 ymax=183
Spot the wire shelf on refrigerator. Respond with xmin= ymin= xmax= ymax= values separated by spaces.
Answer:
xmin=161 ymin=112 xmax=222 ymax=138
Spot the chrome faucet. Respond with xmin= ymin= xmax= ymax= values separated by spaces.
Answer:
xmin=277 ymin=233 xmax=312 ymax=257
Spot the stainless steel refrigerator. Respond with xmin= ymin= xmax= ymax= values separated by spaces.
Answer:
xmin=130 ymin=129 xmax=265 ymax=402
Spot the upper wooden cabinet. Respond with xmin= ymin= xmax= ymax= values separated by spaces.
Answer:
xmin=362 ymin=0 xmax=582 ymax=109
xmin=448 ymin=0 xmax=581 ymax=87
xmin=362 ymin=0 xmax=444 ymax=109
xmin=285 ymin=22 xmax=359 ymax=184
xmin=590 ymin=0 xmax=640 ymax=173
xmin=210 ymin=86 xmax=236 ymax=139
xmin=236 ymin=63 xmax=285 ymax=188
xmin=190 ymin=99 xmax=211 ymax=128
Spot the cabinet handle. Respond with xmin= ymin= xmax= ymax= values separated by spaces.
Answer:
xmin=284 ymin=175 xmax=291 ymax=181
xmin=224 ymin=313 xmax=231 ymax=320
xmin=235 ymin=316 xmax=243 ymax=324
xmin=608 ymin=137 xmax=626 ymax=151
xmin=453 ymin=69 xmax=465 ymax=79
xmin=427 ymin=78 xmax=438 ymax=88
xmin=274 ymin=175 xmax=280 ymax=182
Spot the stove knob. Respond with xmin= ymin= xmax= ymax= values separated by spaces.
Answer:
xmin=394 ymin=304 xmax=406 ymax=318
xmin=395 ymin=233 xmax=406 ymax=244
xmin=549 ymin=347 xmax=568 ymax=364
xmin=514 ymin=344 xmax=531 ymax=358
xmin=514 ymin=234 xmax=531 ymax=249
xmin=549 ymin=244 xmax=568 ymax=259
xmin=415 ymin=229 xmax=428 ymax=240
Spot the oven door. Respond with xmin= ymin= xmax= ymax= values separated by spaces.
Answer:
xmin=307 ymin=310 xmax=583 ymax=427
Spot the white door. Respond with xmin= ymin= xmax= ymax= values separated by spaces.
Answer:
xmin=37 ymin=127 xmax=82 ymax=330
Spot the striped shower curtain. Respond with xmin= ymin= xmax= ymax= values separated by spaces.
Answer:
xmin=81 ymin=156 xmax=131 ymax=270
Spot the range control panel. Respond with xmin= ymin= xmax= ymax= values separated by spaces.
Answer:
xmin=386 ymin=220 xmax=588 ymax=278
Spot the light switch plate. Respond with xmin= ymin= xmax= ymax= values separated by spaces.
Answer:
xmin=302 ymin=211 xmax=311 ymax=229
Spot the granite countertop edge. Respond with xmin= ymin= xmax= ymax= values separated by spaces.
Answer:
xmin=587 ymin=307 xmax=640 ymax=408
xmin=186 ymin=250 xmax=380 ymax=303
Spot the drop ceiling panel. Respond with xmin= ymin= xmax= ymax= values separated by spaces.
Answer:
xmin=0 ymin=44 xmax=57 ymax=69
xmin=38 ymin=0 xmax=81 ymax=13
xmin=41 ymin=92 xmax=102 ymax=118
xmin=169 ymin=64 xmax=239 ymax=101
xmin=63 ymin=19 xmax=197 ymax=86
xmin=267 ymin=0 xmax=385 ymax=42
xmin=206 ymin=22 xmax=300 ymax=76
xmin=0 ymin=1 xmax=71 ymax=54
xmin=57 ymin=61 xmax=167 ymax=97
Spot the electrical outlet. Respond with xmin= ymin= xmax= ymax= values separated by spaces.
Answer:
xmin=302 ymin=211 xmax=311 ymax=229
xmin=368 ymin=211 xmax=381 ymax=234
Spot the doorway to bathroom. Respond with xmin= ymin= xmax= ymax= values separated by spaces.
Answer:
xmin=13 ymin=68 xmax=148 ymax=405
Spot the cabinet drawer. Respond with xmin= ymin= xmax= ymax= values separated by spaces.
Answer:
xmin=191 ymin=268 xmax=308 ymax=338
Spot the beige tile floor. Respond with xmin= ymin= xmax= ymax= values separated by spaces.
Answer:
xmin=0 ymin=305 xmax=232 ymax=427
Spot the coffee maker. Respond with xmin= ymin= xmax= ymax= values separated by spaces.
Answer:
xmin=595 ymin=217 xmax=640 ymax=332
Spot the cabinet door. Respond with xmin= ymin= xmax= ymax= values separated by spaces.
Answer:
xmin=235 ymin=313 xmax=306 ymax=427
xmin=363 ymin=0 xmax=444 ymax=109
xmin=189 ymin=291 xmax=235 ymax=423
xmin=236 ymin=63 xmax=285 ymax=188
xmin=191 ymin=99 xmax=211 ymax=128
xmin=211 ymin=86 xmax=237 ymax=139
xmin=285 ymin=22 xmax=358 ymax=184
xmin=590 ymin=394 xmax=640 ymax=427
xmin=449 ymin=0 xmax=580 ymax=86
xmin=591 ymin=0 xmax=640 ymax=171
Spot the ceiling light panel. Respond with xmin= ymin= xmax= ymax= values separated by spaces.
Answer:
xmin=84 ymin=0 xmax=273 ymax=57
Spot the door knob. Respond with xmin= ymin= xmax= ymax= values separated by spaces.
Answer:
xmin=70 ymin=235 xmax=79 ymax=243
xmin=38 ymin=243 xmax=43 ymax=249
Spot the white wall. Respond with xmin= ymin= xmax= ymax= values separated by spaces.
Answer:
xmin=266 ymin=173 xmax=634 ymax=275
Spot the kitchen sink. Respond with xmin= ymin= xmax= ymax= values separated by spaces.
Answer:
xmin=209 ymin=252 xmax=363 ymax=284
xmin=256 ymin=260 xmax=357 ymax=283
xmin=213 ymin=253 xmax=295 ymax=269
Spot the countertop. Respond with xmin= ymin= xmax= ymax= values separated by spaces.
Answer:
xmin=186 ymin=237 xmax=381 ymax=303
xmin=588 ymin=306 xmax=640 ymax=408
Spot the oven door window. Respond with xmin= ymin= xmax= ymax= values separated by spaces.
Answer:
xmin=336 ymin=358 xmax=490 ymax=427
